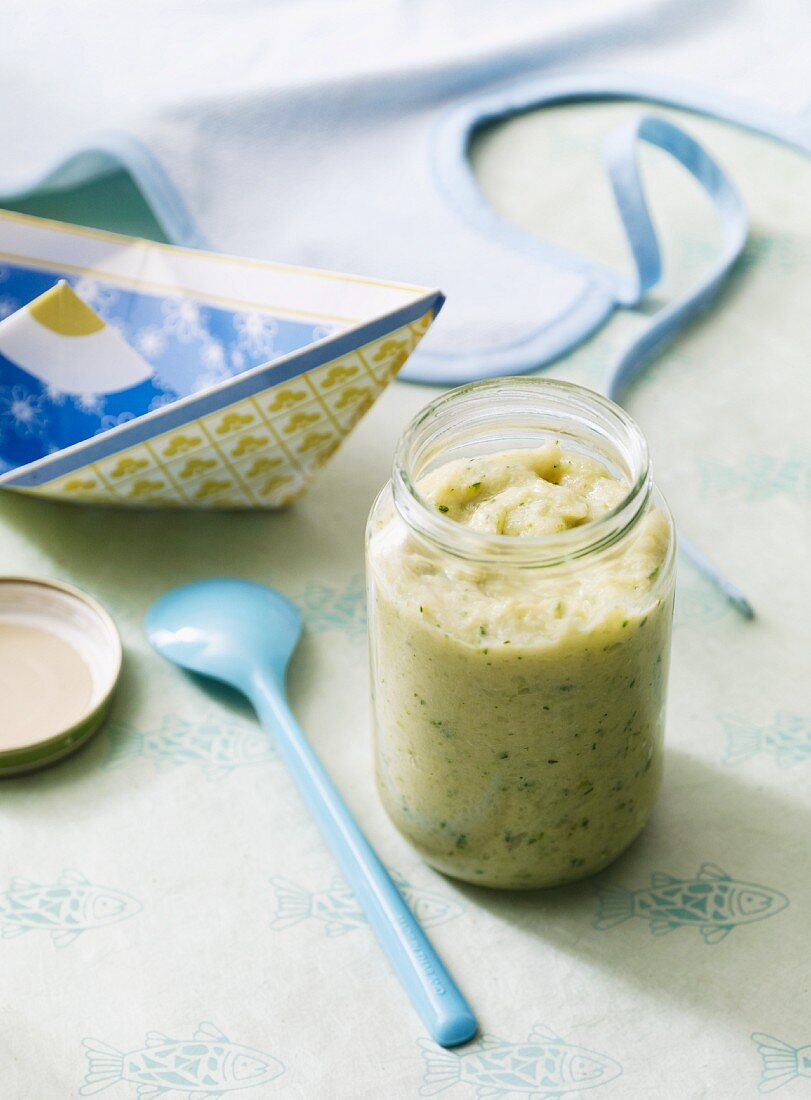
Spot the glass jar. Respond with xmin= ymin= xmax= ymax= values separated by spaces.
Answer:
xmin=365 ymin=378 xmax=676 ymax=889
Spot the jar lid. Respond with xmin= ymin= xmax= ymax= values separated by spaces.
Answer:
xmin=0 ymin=576 xmax=121 ymax=776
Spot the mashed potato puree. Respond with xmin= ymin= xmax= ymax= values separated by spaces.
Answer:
xmin=368 ymin=444 xmax=674 ymax=888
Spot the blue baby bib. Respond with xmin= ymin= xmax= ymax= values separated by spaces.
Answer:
xmin=413 ymin=105 xmax=748 ymax=394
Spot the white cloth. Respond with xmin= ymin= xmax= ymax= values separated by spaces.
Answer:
xmin=1 ymin=0 xmax=810 ymax=368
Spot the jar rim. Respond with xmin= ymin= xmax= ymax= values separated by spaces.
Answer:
xmin=392 ymin=377 xmax=652 ymax=567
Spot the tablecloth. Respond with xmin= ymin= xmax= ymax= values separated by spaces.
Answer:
xmin=1 ymin=101 xmax=810 ymax=1099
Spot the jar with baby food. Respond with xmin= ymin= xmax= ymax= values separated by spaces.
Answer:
xmin=365 ymin=378 xmax=676 ymax=889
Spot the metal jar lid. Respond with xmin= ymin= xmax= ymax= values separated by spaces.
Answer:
xmin=0 ymin=576 xmax=121 ymax=775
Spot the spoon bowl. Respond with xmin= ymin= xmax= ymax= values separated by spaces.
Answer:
xmin=147 ymin=578 xmax=301 ymax=692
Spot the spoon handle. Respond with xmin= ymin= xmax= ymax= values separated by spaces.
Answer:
xmin=250 ymin=675 xmax=477 ymax=1048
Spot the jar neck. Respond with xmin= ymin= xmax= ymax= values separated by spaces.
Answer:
xmin=392 ymin=378 xmax=652 ymax=568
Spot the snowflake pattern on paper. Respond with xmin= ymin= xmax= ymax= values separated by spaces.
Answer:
xmin=161 ymin=296 xmax=206 ymax=343
xmin=233 ymin=311 xmax=278 ymax=358
xmin=0 ymin=261 xmax=334 ymax=469
xmin=0 ymin=384 xmax=45 ymax=438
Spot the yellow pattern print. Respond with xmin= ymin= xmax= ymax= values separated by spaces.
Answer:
xmin=245 ymin=456 xmax=283 ymax=478
xmin=311 ymin=439 xmax=341 ymax=465
xmin=128 ymin=479 xmax=166 ymax=499
xmin=259 ymin=474 xmax=293 ymax=497
xmin=214 ymin=412 xmax=255 ymax=435
xmin=17 ymin=309 xmax=435 ymax=509
xmin=320 ymin=364 xmax=359 ymax=389
xmin=281 ymin=411 xmax=321 ymax=434
xmin=371 ymin=338 xmax=409 ymax=376
xmin=232 ymin=435 xmax=270 ymax=457
xmin=64 ymin=478 xmax=98 ymax=493
xmin=178 ymin=457 xmax=217 ymax=479
xmin=297 ymin=431 xmax=332 ymax=454
xmin=334 ymin=385 xmax=373 ymax=410
xmin=163 ymin=434 xmax=202 ymax=457
xmin=194 ymin=479 xmax=232 ymax=501
xmin=110 ymin=456 xmax=149 ymax=479
xmin=267 ymin=388 xmax=307 ymax=412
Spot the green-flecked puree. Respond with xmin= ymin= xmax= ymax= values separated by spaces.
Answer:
xmin=367 ymin=444 xmax=674 ymax=888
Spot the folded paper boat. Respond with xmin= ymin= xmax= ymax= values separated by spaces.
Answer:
xmin=0 ymin=211 xmax=443 ymax=508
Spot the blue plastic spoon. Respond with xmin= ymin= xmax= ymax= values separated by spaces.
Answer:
xmin=146 ymin=577 xmax=477 ymax=1048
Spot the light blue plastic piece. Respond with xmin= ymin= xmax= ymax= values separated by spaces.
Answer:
xmin=426 ymin=95 xmax=759 ymax=618
xmin=146 ymin=577 xmax=477 ymax=1049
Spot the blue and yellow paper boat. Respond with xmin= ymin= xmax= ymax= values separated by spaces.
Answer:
xmin=0 ymin=211 xmax=442 ymax=508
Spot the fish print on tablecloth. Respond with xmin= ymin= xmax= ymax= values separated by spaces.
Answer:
xmin=750 ymin=1032 xmax=811 ymax=1093
xmin=675 ymin=229 xmax=804 ymax=282
xmin=721 ymin=712 xmax=811 ymax=768
xmin=80 ymin=1022 xmax=284 ymax=1098
xmin=269 ymin=872 xmax=464 ymax=937
xmin=673 ymin=569 xmax=731 ymax=631
xmin=418 ymin=1025 xmax=622 ymax=1098
xmin=0 ymin=870 xmax=140 ymax=948
xmin=594 ymin=862 xmax=788 ymax=944
xmin=106 ymin=715 xmax=276 ymax=781
xmin=298 ymin=575 xmax=366 ymax=638
xmin=736 ymin=229 xmax=806 ymax=274
xmin=699 ymin=453 xmax=811 ymax=501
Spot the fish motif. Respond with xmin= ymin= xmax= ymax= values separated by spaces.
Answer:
xmin=419 ymin=1026 xmax=622 ymax=1098
xmin=699 ymin=454 xmax=811 ymax=501
xmin=751 ymin=1032 xmax=811 ymax=1093
xmin=594 ymin=863 xmax=788 ymax=943
xmin=721 ymin=712 xmax=811 ymax=768
xmin=740 ymin=231 xmax=805 ymax=272
xmin=80 ymin=1022 xmax=284 ymax=1098
xmin=106 ymin=715 xmax=276 ymax=781
xmin=270 ymin=872 xmax=464 ymax=937
xmin=299 ymin=575 xmax=366 ymax=637
xmin=0 ymin=869 xmax=140 ymax=947
xmin=673 ymin=570 xmax=731 ymax=630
